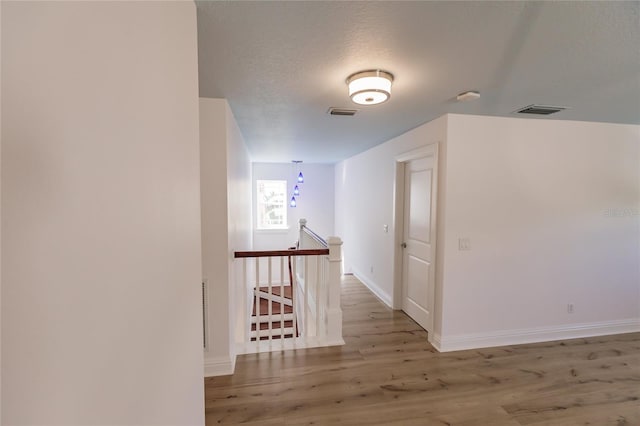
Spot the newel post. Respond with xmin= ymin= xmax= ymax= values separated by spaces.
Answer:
xmin=326 ymin=236 xmax=344 ymax=345
xmin=298 ymin=218 xmax=307 ymax=231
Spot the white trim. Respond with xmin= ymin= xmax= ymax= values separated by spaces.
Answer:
xmin=352 ymin=268 xmax=393 ymax=308
xmin=395 ymin=144 xmax=437 ymax=162
xmin=392 ymin=162 xmax=405 ymax=310
xmin=392 ymin=142 xmax=440 ymax=330
xmin=434 ymin=318 xmax=640 ymax=352
xmin=429 ymin=332 xmax=443 ymax=352
xmin=204 ymin=355 xmax=236 ymax=377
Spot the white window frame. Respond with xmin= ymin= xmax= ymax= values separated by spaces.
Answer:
xmin=256 ymin=180 xmax=288 ymax=230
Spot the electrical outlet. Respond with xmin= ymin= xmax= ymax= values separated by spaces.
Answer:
xmin=567 ymin=303 xmax=574 ymax=314
xmin=458 ymin=238 xmax=471 ymax=251
xmin=383 ymin=224 xmax=389 ymax=233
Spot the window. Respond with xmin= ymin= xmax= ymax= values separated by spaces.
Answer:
xmin=256 ymin=180 xmax=287 ymax=229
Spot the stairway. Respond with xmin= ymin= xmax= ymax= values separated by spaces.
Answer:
xmin=250 ymin=285 xmax=297 ymax=341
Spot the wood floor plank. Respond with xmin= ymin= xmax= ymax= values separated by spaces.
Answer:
xmin=205 ymin=276 xmax=640 ymax=425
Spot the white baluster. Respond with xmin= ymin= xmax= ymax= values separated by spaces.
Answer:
xmin=255 ymin=257 xmax=260 ymax=348
xmin=268 ymin=256 xmax=273 ymax=343
xmin=304 ymin=255 xmax=309 ymax=340
xmin=326 ymin=237 xmax=344 ymax=345
xmin=291 ymin=254 xmax=297 ymax=341
xmin=280 ymin=256 xmax=285 ymax=347
xmin=315 ymin=255 xmax=321 ymax=338
xmin=242 ymin=259 xmax=248 ymax=343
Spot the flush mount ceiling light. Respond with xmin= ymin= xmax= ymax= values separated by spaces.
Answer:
xmin=456 ymin=90 xmax=481 ymax=102
xmin=347 ymin=70 xmax=394 ymax=105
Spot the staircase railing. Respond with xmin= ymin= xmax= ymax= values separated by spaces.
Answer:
xmin=297 ymin=219 xmax=344 ymax=346
xmin=233 ymin=219 xmax=344 ymax=353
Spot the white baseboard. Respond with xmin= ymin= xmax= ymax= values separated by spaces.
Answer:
xmin=352 ymin=269 xmax=393 ymax=308
xmin=204 ymin=355 xmax=236 ymax=377
xmin=433 ymin=318 xmax=640 ymax=352
xmin=429 ymin=332 xmax=443 ymax=352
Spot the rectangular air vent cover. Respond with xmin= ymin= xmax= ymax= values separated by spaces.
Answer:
xmin=328 ymin=107 xmax=357 ymax=116
xmin=515 ymin=104 xmax=567 ymax=115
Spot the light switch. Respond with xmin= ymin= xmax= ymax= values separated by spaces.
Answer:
xmin=458 ymin=238 xmax=471 ymax=251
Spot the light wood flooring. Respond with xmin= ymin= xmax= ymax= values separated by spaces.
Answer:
xmin=204 ymin=275 xmax=640 ymax=425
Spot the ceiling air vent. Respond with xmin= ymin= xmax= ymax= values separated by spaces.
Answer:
xmin=515 ymin=104 xmax=567 ymax=115
xmin=328 ymin=107 xmax=357 ymax=116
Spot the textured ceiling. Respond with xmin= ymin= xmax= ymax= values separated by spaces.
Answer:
xmin=196 ymin=1 xmax=640 ymax=163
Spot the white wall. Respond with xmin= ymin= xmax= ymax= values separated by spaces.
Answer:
xmin=335 ymin=116 xmax=448 ymax=316
xmin=253 ymin=163 xmax=335 ymax=251
xmin=438 ymin=114 xmax=640 ymax=349
xmin=336 ymin=112 xmax=640 ymax=352
xmin=200 ymin=99 xmax=231 ymax=375
xmin=200 ymin=98 xmax=252 ymax=376
xmin=2 ymin=3 xmax=204 ymax=425
xmin=225 ymin=101 xmax=253 ymax=361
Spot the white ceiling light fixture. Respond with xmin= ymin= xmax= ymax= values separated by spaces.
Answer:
xmin=456 ymin=90 xmax=481 ymax=102
xmin=347 ymin=70 xmax=394 ymax=105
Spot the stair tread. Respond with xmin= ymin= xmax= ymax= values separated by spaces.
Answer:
xmin=258 ymin=286 xmax=293 ymax=298
xmin=249 ymin=285 xmax=298 ymax=340
xmin=252 ymin=297 xmax=294 ymax=316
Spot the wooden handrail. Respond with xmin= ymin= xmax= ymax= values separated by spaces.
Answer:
xmin=234 ymin=219 xmax=343 ymax=351
xmin=234 ymin=248 xmax=329 ymax=258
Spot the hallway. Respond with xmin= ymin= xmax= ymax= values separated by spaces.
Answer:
xmin=204 ymin=276 xmax=640 ymax=425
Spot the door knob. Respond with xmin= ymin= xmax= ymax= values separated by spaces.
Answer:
xmin=401 ymin=242 xmax=407 ymax=248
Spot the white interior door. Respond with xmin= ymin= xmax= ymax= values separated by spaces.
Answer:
xmin=401 ymin=155 xmax=436 ymax=332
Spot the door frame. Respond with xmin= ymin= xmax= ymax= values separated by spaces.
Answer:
xmin=392 ymin=143 xmax=440 ymax=333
